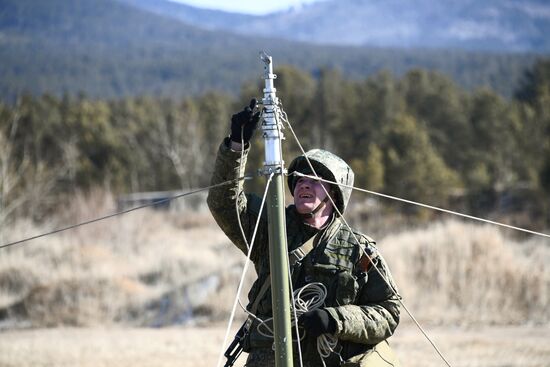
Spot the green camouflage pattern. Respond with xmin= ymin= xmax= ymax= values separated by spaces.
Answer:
xmin=287 ymin=149 xmax=355 ymax=214
xmin=208 ymin=139 xmax=400 ymax=367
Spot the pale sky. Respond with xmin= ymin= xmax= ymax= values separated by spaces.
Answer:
xmin=170 ymin=0 xmax=322 ymax=15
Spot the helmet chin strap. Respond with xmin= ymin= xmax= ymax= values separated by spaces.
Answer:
xmin=299 ymin=195 xmax=331 ymax=219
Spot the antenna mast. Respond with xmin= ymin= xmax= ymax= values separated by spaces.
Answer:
xmin=260 ymin=51 xmax=294 ymax=367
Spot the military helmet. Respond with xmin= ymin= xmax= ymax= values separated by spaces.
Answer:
xmin=287 ymin=149 xmax=354 ymax=215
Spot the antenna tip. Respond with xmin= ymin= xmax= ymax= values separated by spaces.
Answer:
xmin=260 ymin=51 xmax=271 ymax=63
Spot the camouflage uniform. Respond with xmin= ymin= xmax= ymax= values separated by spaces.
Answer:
xmin=208 ymin=139 xmax=401 ymax=367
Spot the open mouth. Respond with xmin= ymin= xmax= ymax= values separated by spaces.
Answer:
xmin=299 ymin=193 xmax=313 ymax=199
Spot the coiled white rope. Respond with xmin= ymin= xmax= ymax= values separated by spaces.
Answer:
xmin=241 ymin=282 xmax=340 ymax=367
xmin=292 ymin=283 xmax=339 ymax=367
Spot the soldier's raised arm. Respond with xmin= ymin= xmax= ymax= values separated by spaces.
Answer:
xmin=207 ymin=99 xmax=268 ymax=260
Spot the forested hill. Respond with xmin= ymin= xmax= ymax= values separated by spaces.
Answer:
xmin=123 ymin=0 xmax=550 ymax=53
xmin=0 ymin=0 xmax=541 ymax=102
xmin=0 ymin=0 xmax=266 ymax=100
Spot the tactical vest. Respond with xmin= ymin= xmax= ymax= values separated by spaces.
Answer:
xmin=245 ymin=214 xmax=378 ymax=353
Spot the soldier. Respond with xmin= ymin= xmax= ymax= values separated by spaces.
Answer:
xmin=208 ymin=100 xmax=401 ymax=367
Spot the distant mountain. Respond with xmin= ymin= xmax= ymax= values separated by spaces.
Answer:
xmin=117 ymin=0 xmax=257 ymax=29
xmin=0 ymin=0 xmax=541 ymax=101
xmin=127 ymin=0 xmax=550 ymax=53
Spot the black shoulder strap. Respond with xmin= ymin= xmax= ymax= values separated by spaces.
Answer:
xmin=288 ymin=232 xmax=319 ymax=266
xmin=250 ymin=232 xmax=319 ymax=315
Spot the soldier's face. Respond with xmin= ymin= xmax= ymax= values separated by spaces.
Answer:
xmin=293 ymin=177 xmax=333 ymax=214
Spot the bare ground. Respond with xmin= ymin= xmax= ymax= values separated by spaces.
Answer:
xmin=0 ymin=323 xmax=549 ymax=367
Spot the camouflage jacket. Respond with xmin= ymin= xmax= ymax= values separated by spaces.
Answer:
xmin=207 ymin=139 xmax=400 ymax=366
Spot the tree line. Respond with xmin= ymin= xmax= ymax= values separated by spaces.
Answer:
xmin=1 ymin=60 xmax=549 ymax=230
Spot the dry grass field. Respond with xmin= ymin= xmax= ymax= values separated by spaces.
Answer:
xmin=1 ymin=191 xmax=549 ymax=366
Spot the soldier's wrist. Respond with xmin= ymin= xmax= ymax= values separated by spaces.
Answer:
xmin=230 ymin=140 xmax=243 ymax=151
xmin=324 ymin=307 xmax=342 ymax=335
xmin=224 ymin=136 xmax=248 ymax=152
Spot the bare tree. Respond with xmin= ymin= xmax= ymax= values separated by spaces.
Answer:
xmin=152 ymin=103 xmax=206 ymax=190
xmin=0 ymin=108 xmax=28 ymax=233
xmin=0 ymin=104 xmax=79 ymax=243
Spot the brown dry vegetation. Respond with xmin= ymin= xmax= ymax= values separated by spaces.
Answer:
xmin=0 ymin=190 xmax=254 ymax=329
xmin=381 ymin=221 xmax=550 ymax=326
xmin=0 ymin=191 xmax=549 ymax=366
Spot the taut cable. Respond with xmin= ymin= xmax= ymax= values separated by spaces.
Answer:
xmin=0 ymin=176 xmax=255 ymax=250
xmin=216 ymin=173 xmax=274 ymax=367
xmin=292 ymin=172 xmax=550 ymax=240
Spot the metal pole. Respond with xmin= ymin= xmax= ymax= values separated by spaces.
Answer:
xmin=260 ymin=51 xmax=294 ymax=367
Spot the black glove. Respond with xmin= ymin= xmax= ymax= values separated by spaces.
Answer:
xmin=230 ymin=99 xmax=261 ymax=144
xmin=298 ymin=309 xmax=337 ymax=338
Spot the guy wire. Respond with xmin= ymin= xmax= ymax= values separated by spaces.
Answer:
xmin=287 ymin=263 xmax=305 ymax=367
xmin=216 ymin=172 xmax=274 ymax=367
xmin=293 ymin=173 xmax=550 ymax=239
xmin=0 ymin=176 xmax=255 ymax=250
